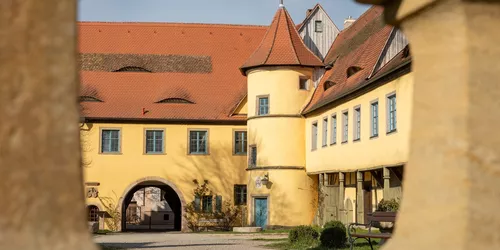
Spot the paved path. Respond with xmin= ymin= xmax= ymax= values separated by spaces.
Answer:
xmin=94 ymin=232 xmax=287 ymax=250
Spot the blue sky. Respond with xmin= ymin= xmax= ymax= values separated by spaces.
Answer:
xmin=78 ymin=0 xmax=371 ymax=28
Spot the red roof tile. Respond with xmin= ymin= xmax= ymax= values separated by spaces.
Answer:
xmin=240 ymin=7 xmax=323 ymax=75
xmin=303 ymin=7 xmax=393 ymax=114
xmin=78 ymin=22 xmax=267 ymax=122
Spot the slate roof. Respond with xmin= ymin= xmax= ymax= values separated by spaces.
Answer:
xmin=240 ymin=7 xmax=323 ymax=75
xmin=303 ymin=6 xmax=394 ymax=114
xmin=78 ymin=22 xmax=267 ymax=122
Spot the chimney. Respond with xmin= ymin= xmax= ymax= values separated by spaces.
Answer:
xmin=306 ymin=9 xmax=313 ymax=17
xmin=344 ymin=16 xmax=356 ymax=29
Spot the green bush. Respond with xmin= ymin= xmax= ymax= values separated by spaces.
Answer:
xmin=324 ymin=220 xmax=345 ymax=229
xmin=320 ymin=221 xmax=347 ymax=248
xmin=288 ymin=225 xmax=320 ymax=245
xmin=376 ymin=199 xmax=400 ymax=212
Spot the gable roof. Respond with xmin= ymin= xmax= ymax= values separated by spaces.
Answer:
xmin=240 ymin=7 xmax=323 ymax=75
xmin=302 ymin=6 xmax=394 ymax=114
xmin=79 ymin=22 xmax=267 ymax=122
xmin=297 ymin=4 xmax=339 ymax=33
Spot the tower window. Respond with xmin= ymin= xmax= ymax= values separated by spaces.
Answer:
xmin=299 ymin=77 xmax=309 ymax=90
xmin=257 ymin=96 xmax=269 ymax=116
xmin=87 ymin=205 xmax=99 ymax=222
xmin=234 ymin=131 xmax=247 ymax=155
xmin=315 ymin=21 xmax=323 ymax=33
xmin=249 ymin=145 xmax=257 ymax=167
xmin=234 ymin=185 xmax=247 ymax=205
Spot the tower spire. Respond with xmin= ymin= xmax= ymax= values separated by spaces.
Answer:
xmin=279 ymin=0 xmax=284 ymax=8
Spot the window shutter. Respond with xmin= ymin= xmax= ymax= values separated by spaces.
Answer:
xmin=194 ymin=196 xmax=201 ymax=211
xmin=216 ymin=195 xmax=222 ymax=212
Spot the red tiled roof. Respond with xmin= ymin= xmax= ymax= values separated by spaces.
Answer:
xmin=303 ymin=6 xmax=393 ymax=114
xmin=78 ymin=22 xmax=267 ymax=122
xmin=240 ymin=7 xmax=323 ymax=75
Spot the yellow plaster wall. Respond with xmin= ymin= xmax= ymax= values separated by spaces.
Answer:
xmin=247 ymin=169 xmax=317 ymax=227
xmin=81 ymin=123 xmax=248 ymax=215
xmin=305 ymin=73 xmax=414 ymax=173
xmin=233 ymin=96 xmax=248 ymax=115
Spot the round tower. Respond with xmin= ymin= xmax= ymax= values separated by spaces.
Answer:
xmin=240 ymin=4 xmax=324 ymax=228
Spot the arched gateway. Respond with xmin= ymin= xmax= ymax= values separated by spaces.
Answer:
xmin=118 ymin=177 xmax=186 ymax=231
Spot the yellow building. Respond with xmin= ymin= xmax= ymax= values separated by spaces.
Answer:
xmin=80 ymin=4 xmax=412 ymax=231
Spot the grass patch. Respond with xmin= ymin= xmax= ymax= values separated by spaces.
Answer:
xmin=198 ymin=228 xmax=290 ymax=234
xmin=95 ymin=229 xmax=114 ymax=235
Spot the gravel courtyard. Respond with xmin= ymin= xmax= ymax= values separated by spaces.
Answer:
xmin=94 ymin=232 xmax=287 ymax=250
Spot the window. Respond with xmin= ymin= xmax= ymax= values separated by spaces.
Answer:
xmin=322 ymin=117 xmax=328 ymax=147
xmin=299 ymin=78 xmax=309 ymax=90
xmin=327 ymin=173 xmax=339 ymax=186
xmin=315 ymin=20 xmax=323 ymax=32
xmin=189 ymin=130 xmax=208 ymax=154
xmin=234 ymin=185 xmax=247 ymax=205
xmin=311 ymin=122 xmax=318 ymax=150
xmin=371 ymin=101 xmax=379 ymax=137
xmin=324 ymin=81 xmax=336 ymax=91
xmin=249 ymin=145 xmax=257 ymax=167
xmin=87 ymin=205 xmax=99 ymax=222
xmin=347 ymin=66 xmax=362 ymax=78
xmin=387 ymin=94 xmax=397 ymax=133
xmin=342 ymin=111 xmax=348 ymax=143
xmin=331 ymin=114 xmax=337 ymax=145
xmin=257 ymin=96 xmax=269 ymax=116
xmin=215 ymin=196 xmax=222 ymax=212
xmin=145 ymin=130 xmax=164 ymax=154
xmin=354 ymin=107 xmax=361 ymax=141
xmin=101 ymin=129 xmax=120 ymax=153
xmin=234 ymin=131 xmax=247 ymax=155
xmin=202 ymin=196 xmax=213 ymax=213
xmin=344 ymin=172 xmax=357 ymax=187
xmin=164 ymin=214 xmax=170 ymax=220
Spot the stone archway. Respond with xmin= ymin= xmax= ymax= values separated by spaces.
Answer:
xmin=117 ymin=177 xmax=187 ymax=232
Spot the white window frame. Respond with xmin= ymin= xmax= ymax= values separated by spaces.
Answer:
xmin=342 ymin=110 xmax=349 ymax=143
xmin=315 ymin=20 xmax=323 ymax=33
xmin=145 ymin=129 xmax=165 ymax=154
xmin=331 ymin=113 xmax=337 ymax=145
xmin=353 ymin=106 xmax=361 ymax=141
xmin=322 ymin=117 xmax=328 ymax=147
xmin=386 ymin=92 xmax=397 ymax=133
xmin=370 ymin=99 xmax=379 ymax=138
xmin=100 ymin=128 xmax=121 ymax=154
xmin=312 ymin=121 xmax=318 ymax=151
xmin=188 ymin=129 xmax=209 ymax=155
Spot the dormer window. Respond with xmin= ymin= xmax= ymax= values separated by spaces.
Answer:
xmin=113 ymin=66 xmax=152 ymax=73
xmin=79 ymin=96 xmax=102 ymax=102
xmin=156 ymin=98 xmax=194 ymax=104
xmin=347 ymin=66 xmax=362 ymax=78
xmin=315 ymin=21 xmax=323 ymax=33
xmin=324 ymin=81 xmax=336 ymax=91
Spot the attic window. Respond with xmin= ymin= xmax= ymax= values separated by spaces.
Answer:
xmin=79 ymin=96 xmax=102 ymax=102
xmin=324 ymin=81 xmax=336 ymax=91
xmin=315 ymin=21 xmax=323 ymax=33
xmin=113 ymin=66 xmax=152 ymax=73
xmin=347 ymin=66 xmax=362 ymax=78
xmin=156 ymin=98 xmax=194 ymax=104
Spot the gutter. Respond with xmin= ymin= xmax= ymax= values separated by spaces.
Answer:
xmin=303 ymin=59 xmax=411 ymax=116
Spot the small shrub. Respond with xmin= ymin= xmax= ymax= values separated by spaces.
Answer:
xmin=376 ymin=199 xmax=400 ymax=212
xmin=324 ymin=220 xmax=345 ymax=229
xmin=320 ymin=221 xmax=347 ymax=248
xmin=288 ymin=225 xmax=319 ymax=245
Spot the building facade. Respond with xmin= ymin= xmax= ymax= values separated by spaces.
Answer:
xmin=81 ymin=4 xmax=412 ymax=231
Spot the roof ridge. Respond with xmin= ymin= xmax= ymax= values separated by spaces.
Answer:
xmin=264 ymin=9 xmax=283 ymax=65
xmin=284 ymin=8 xmax=301 ymax=65
xmin=78 ymin=21 xmax=267 ymax=29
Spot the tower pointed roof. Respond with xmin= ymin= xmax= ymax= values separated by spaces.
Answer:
xmin=240 ymin=6 xmax=324 ymax=75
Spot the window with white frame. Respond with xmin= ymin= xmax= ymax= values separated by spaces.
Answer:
xmin=234 ymin=131 xmax=247 ymax=155
xmin=387 ymin=94 xmax=397 ymax=132
xmin=342 ymin=111 xmax=348 ymax=143
xmin=315 ymin=20 xmax=323 ymax=33
xmin=189 ymin=130 xmax=208 ymax=154
xmin=322 ymin=117 xmax=328 ymax=147
xmin=331 ymin=114 xmax=337 ymax=145
xmin=101 ymin=129 xmax=120 ymax=153
xmin=257 ymin=96 xmax=269 ymax=116
xmin=145 ymin=130 xmax=164 ymax=154
xmin=249 ymin=145 xmax=257 ymax=167
xmin=312 ymin=122 xmax=318 ymax=150
xmin=354 ymin=107 xmax=361 ymax=141
xmin=371 ymin=101 xmax=379 ymax=137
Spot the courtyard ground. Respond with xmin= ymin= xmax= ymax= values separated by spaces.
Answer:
xmin=95 ymin=232 xmax=287 ymax=250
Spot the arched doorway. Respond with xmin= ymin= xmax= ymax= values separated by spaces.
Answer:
xmin=118 ymin=177 xmax=185 ymax=232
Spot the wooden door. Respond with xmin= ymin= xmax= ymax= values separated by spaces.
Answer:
xmin=363 ymin=189 xmax=373 ymax=224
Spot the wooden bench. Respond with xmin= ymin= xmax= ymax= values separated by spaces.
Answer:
xmin=347 ymin=212 xmax=396 ymax=250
